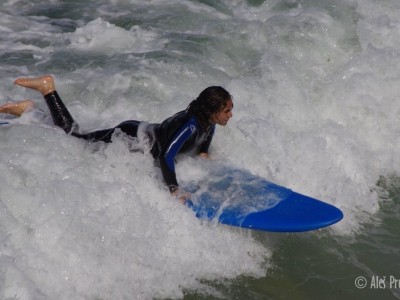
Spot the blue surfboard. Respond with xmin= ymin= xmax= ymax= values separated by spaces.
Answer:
xmin=184 ymin=165 xmax=343 ymax=232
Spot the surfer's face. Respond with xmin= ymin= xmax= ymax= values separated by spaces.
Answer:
xmin=209 ymin=99 xmax=233 ymax=126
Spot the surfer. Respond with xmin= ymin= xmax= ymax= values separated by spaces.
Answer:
xmin=12 ymin=75 xmax=233 ymax=202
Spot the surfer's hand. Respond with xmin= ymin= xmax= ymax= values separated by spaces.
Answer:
xmin=172 ymin=188 xmax=191 ymax=204
xmin=198 ymin=152 xmax=209 ymax=159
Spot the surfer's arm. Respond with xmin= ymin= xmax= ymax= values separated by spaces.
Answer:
xmin=159 ymin=119 xmax=197 ymax=194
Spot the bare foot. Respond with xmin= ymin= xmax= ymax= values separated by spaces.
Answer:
xmin=0 ymin=100 xmax=34 ymax=116
xmin=14 ymin=75 xmax=56 ymax=96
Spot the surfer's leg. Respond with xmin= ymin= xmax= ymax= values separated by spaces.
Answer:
xmin=116 ymin=120 xmax=140 ymax=137
xmin=0 ymin=99 xmax=34 ymax=116
xmin=13 ymin=75 xmax=141 ymax=143
xmin=43 ymin=91 xmax=78 ymax=134
xmin=72 ymin=120 xmax=140 ymax=143
xmin=72 ymin=128 xmax=116 ymax=143
xmin=14 ymin=75 xmax=77 ymax=134
xmin=14 ymin=75 xmax=55 ymax=96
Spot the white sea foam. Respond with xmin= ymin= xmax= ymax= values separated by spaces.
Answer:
xmin=66 ymin=18 xmax=167 ymax=55
xmin=0 ymin=125 xmax=269 ymax=299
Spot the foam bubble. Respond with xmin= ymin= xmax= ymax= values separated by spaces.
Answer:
xmin=65 ymin=18 xmax=167 ymax=55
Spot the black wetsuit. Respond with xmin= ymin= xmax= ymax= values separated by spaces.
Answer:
xmin=44 ymin=91 xmax=215 ymax=191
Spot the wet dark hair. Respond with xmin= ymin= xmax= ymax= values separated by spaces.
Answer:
xmin=187 ymin=86 xmax=232 ymax=127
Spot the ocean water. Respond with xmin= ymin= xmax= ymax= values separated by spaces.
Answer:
xmin=0 ymin=0 xmax=400 ymax=299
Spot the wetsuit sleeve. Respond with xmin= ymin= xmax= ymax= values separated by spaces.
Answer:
xmin=198 ymin=125 xmax=215 ymax=154
xmin=159 ymin=119 xmax=198 ymax=190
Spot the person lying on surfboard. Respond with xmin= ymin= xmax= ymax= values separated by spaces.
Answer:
xmin=10 ymin=75 xmax=234 ymax=202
